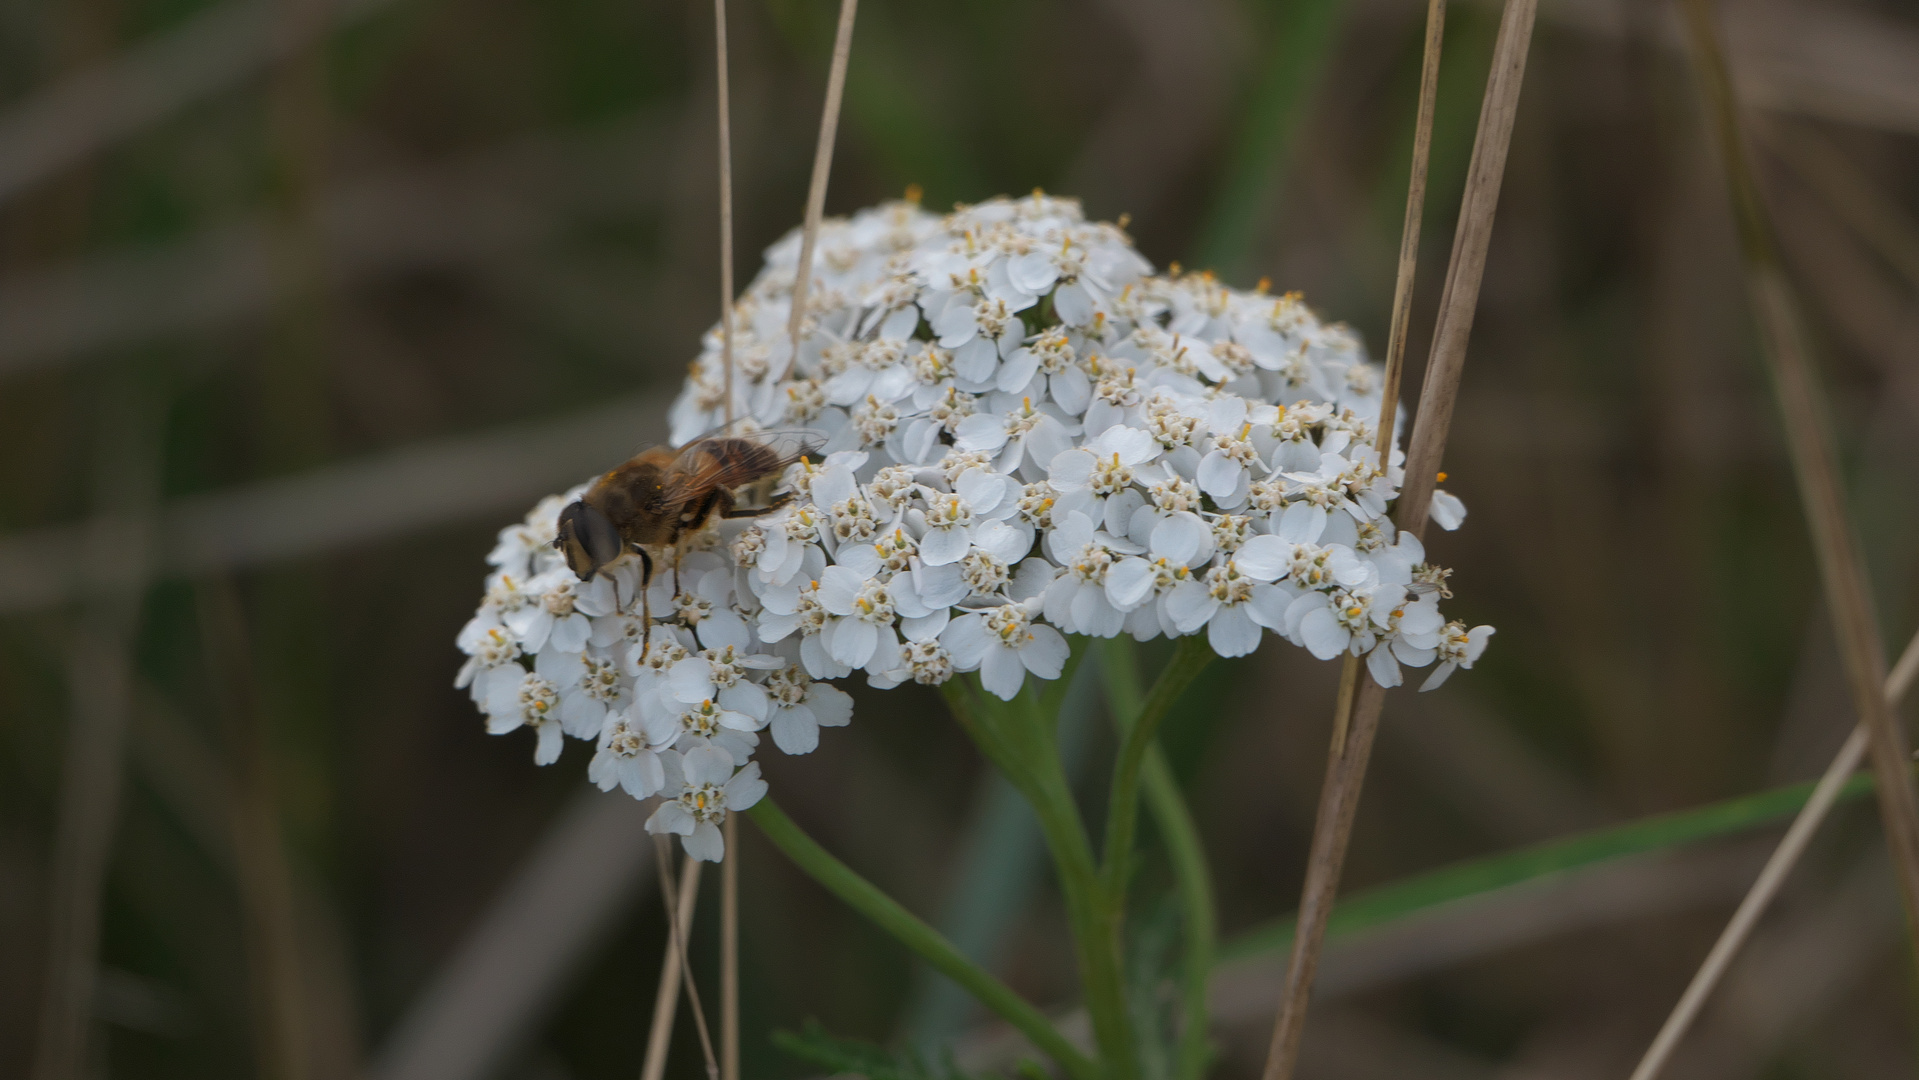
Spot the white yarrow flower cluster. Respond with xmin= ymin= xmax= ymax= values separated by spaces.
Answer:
xmin=458 ymin=193 xmax=1493 ymax=860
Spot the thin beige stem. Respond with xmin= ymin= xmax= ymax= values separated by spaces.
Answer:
xmin=32 ymin=377 xmax=163 ymax=1080
xmin=639 ymin=851 xmax=702 ymax=1080
xmin=1676 ymin=0 xmax=1919 ymax=950
xmin=1393 ymin=0 xmax=1536 ymax=542
xmin=783 ymin=0 xmax=860 ymax=357
xmin=714 ymin=0 xmax=735 ymax=428
xmin=1753 ymin=122 xmax=1919 ymax=296
xmin=1628 ymin=627 xmax=1919 ymax=1080
xmin=654 ymin=842 xmax=720 ymax=1080
xmin=721 ymin=815 xmax=740 ymax=1080
xmin=1261 ymin=0 xmax=1536 ymax=1076
xmin=1371 ymin=0 xmax=1447 ymax=461
xmin=197 ymin=579 xmax=312 ymax=1080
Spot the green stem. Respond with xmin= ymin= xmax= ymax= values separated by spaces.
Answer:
xmin=1100 ymin=636 xmax=1214 ymax=907
xmin=941 ymin=679 xmax=1139 ymax=1080
xmin=1100 ymin=638 xmax=1217 ymax=1080
xmin=1144 ymin=749 xmax=1215 ymax=1080
xmin=746 ymin=798 xmax=1099 ymax=1080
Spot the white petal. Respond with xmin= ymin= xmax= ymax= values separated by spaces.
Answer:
xmin=682 ymin=744 xmax=735 ymax=786
xmin=1049 ymin=368 xmax=1092 ymax=416
xmin=816 ymin=566 xmax=865 ymax=614
xmin=980 ymin=646 xmax=1027 ymax=700
xmin=836 ymin=542 xmax=882 ymax=579
xmin=953 ymin=336 xmax=999 ymax=382
xmin=1299 ymin=607 xmax=1347 ymax=660
xmin=647 ymin=801 xmax=696 ymax=836
xmin=880 ymin=305 xmax=919 ymax=340
xmin=719 ymin=681 xmax=769 ymax=722
xmin=534 ymin=723 xmax=565 ymax=765
xmin=1233 ymin=534 xmax=1290 ymax=581
xmin=917 ymin=561 xmax=970 ymax=607
xmin=973 ymin=519 xmax=1032 ymax=564
xmin=1048 ymin=449 xmax=1097 ymax=490
xmin=805 ymin=683 xmax=854 ymax=727
xmin=1246 ymin=583 xmax=1291 ymax=629
xmin=697 ymin=609 xmax=751 ymax=651
xmin=956 ymin=413 xmax=1010 ymax=452
xmin=1149 ymin=512 xmax=1207 ymax=566
xmin=1419 ymin=662 xmax=1459 ymax=692
xmin=1277 ymin=503 xmax=1326 ymax=544
xmin=828 ymin=617 xmax=879 ymax=667
xmin=669 ymin=658 xmax=718 ymax=704
xmin=1430 ymin=490 xmax=1467 ymax=531
xmin=1020 ymin=625 xmax=1069 ymax=679
xmin=1162 ymin=580 xmax=1217 ymax=633
xmin=1366 ymin=645 xmax=1403 ymax=688
xmin=941 ymin=614 xmax=990 ymax=668
xmin=1464 ymin=625 xmax=1496 ymax=663
xmin=623 ymin=752 xmax=666 ymax=799
xmin=1207 ymin=605 xmax=1263 ymax=658
xmin=1196 ymin=451 xmax=1241 ymax=497
xmin=685 ymin=821 xmax=725 ymax=862
xmin=919 ymin=526 xmax=972 ymax=567
xmin=997 ymin=350 xmax=1042 ymax=393
xmin=1053 ymin=282 xmax=1094 ymax=326
xmin=1105 ymin=557 xmax=1155 ymax=611
xmin=902 ymin=609 xmax=951 ymax=642
xmin=771 ymin=706 xmax=820 ymax=754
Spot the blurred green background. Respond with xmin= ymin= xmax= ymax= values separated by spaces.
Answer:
xmin=4 ymin=0 xmax=1919 ymax=1076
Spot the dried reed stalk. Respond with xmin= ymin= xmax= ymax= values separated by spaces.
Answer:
xmin=1371 ymin=0 xmax=1446 ymax=461
xmin=1629 ymin=628 xmax=1919 ymax=1080
xmin=1623 ymin=0 xmax=1919 ymax=1070
xmin=32 ymin=378 xmax=163 ymax=1080
xmin=1260 ymin=0 xmax=1536 ymax=1075
xmin=655 ymin=841 xmax=720 ymax=1080
xmin=721 ymin=816 xmax=739 ymax=1080
xmin=639 ymin=854 xmax=704 ymax=1080
xmin=715 ymin=0 xmax=735 ymax=429
xmin=1679 ymin=0 xmax=1919 ymax=940
xmin=711 ymin=2 xmax=740 ymax=1075
xmin=197 ymin=578 xmax=313 ymax=1080
xmin=783 ymin=0 xmax=860 ymax=355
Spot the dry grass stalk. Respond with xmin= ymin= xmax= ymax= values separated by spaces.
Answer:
xmin=31 ymin=379 xmax=163 ymax=1080
xmin=782 ymin=0 xmax=860 ymax=354
xmin=714 ymin=0 xmax=735 ymax=429
xmin=721 ymin=816 xmax=740 ymax=1080
xmin=712 ymin=2 xmax=740 ymax=1074
xmin=1370 ymin=0 xmax=1447 ymax=462
xmin=654 ymin=842 xmax=721 ymax=1080
xmin=1629 ymin=627 xmax=1919 ymax=1080
xmin=1260 ymin=0 xmax=1537 ymax=1075
xmin=1677 ymin=0 xmax=1919 ymax=946
xmin=197 ymin=579 xmax=313 ymax=1080
xmin=1756 ymin=122 xmax=1919 ymax=295
xmin=641 ymin=849 xmax=709 ymax=1080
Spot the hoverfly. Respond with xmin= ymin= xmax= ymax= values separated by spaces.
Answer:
xmin=552 ymin=430 xmax=815 ymax=651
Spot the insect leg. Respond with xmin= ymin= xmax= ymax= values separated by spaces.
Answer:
xmin=637 ymin=546 xmax=655 ymax=658
xmin=720 ymin=491 xmax=792 ymax=518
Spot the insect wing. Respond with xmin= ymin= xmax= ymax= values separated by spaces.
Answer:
xmin=659 ymin=431 xmax=818 ymax=504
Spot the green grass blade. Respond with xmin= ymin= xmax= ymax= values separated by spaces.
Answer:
xmin=1220 ymin=771 xmax=1878 ymax=963
xmin=1193 ymin=0 xmax=1349 ymax=276
xmin=746 ymin=798 xmax=1100 ymax=1080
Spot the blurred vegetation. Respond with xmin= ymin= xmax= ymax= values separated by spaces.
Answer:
xmin=3 ymin=0 xmax=1919 ymax=1077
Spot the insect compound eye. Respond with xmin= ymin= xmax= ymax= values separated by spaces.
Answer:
xmin=556 ymin=501 xmax=624 ymax=579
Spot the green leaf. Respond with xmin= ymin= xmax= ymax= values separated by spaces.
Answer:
xmin=1221 ymin=770 xmax=1878 ymax=963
